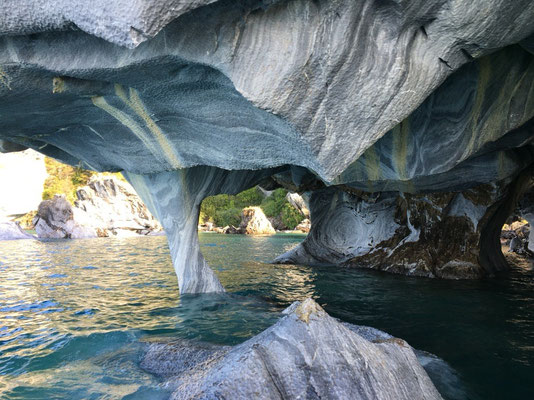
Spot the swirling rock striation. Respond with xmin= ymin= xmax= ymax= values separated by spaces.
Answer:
xmin=0 ymin=0 xmax=533 ymax=290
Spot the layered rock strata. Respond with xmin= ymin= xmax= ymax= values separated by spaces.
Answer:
xmin=141 ymin=299 xmax=443 ymax=400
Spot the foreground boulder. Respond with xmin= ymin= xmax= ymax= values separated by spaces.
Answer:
xmin=239 ymin=207 xmax=276 ymax=235
xmin=0 ymin=221 xmax=35 ymax=240
xmin=141 ymin=299 xmax=442 ymax=400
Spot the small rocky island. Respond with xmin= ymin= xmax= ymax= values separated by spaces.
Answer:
xmin=1 ymin=0 xmax=534 ymax=399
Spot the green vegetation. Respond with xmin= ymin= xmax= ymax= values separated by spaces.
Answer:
xmin=200 ymin=187 xmax=305 ymax=229
xmin=42 ymin=157 xmax=123 ymax=204
xmin=42 ymin=158 xmax=94 ymax=203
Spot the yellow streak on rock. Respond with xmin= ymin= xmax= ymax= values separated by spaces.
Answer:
xmin=91 ymin=95 xmax=163 ymax=162
xmin=497 ymin=151 xmax=507 ymax=181
xmin=114 ymin=84 xmax=182 ymax=169
xmin=52 ymin=77 xmax=65 ymax=93
xmin=364 ymin=146 xmax=381 ymax=183
xmin=393 ymin=120 xmax=410 ymax=180
xmin=295 ymin=299 xmax=324 ymax=324
xmin=0 ymin=67 xmax=11 ymax=90
xmin=465 ymin=57 xmax=491 ymax=158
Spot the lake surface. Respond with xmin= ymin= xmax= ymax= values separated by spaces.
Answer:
xmin=0 ymin=233 xmax=533 ymax=399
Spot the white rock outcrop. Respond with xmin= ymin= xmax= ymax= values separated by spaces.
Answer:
xmin=239 ymin=206 xmax=275 ymax=235
xmin=33 ymin=175 xmax=162 ymax=239
xmin=74 ymin=174 xmax=162 ymax=237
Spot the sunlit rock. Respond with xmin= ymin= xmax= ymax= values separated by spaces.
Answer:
xmin=142 ymin=298 xmax=443 ymax=400
xmin=33 ymin=194 xmax=96 ymax=239
xmin=239 ymin=207 xmax=275 ymax=235
xmin=74 ymin=174 xmax=162 ymax=237
xmin=285 ymin=192 xmax=309 ymax=218
xmin=294 ymin=218 xmax=311 ymax=233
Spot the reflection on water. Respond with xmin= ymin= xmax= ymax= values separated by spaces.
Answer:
xmin=0 ymin=233 xmax=533 ymax=399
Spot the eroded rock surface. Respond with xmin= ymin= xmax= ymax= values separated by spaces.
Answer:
xmin=141 ymin=299 xmax=443 ymax=400
xmin=1 ymin=1 xmax=534 ymax=290
xmin=276 ymin=182 xmax=524 ymax=278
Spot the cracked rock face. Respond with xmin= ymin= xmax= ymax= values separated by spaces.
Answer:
xmin=141 ymin=298 xmax=443 ymax=400
xmin=1 ymin=0 xmax=534 ymax=291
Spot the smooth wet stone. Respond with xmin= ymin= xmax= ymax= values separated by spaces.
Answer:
xmin=142 ymin=299 xmax=443 ymax=400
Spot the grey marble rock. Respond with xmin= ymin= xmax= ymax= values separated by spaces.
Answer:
xmin=141 ymin=298 xmax=443 ymax=400
xmin=33 ymin=194 xmax=97 ymax=239
xmin=0 ymin=1 xmax=534 ymax=289
xmin=0 ymin=221 xmax=35 ymax=240
xmin=124 ymin=166 xmax=276 ymax=293
xmin=0 ymin=149 xmax=47 ymax=220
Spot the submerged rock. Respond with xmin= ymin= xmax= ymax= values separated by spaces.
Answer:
xmin=0 ymin=221 xmax=35 ymax=240
xmin=142 ymin=299 xmax=442 ymax=400
xmin=239 ymin=207 xmax=276 ymax=235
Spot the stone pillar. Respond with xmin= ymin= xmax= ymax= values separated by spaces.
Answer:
xmin=125 ymin=166 xmax=272 ymax=294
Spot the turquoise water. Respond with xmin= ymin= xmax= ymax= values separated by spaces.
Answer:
xmin=0 ymin=233 xmax=533 ymax=399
